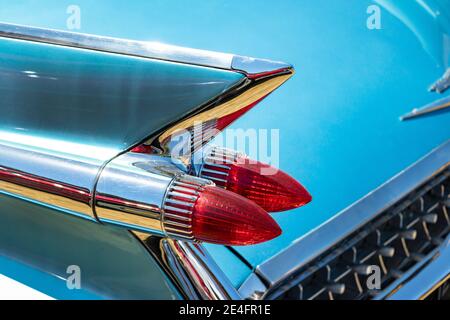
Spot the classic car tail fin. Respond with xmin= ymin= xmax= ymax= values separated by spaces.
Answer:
xmin=0 ymin=22 xmax=296 ymax=245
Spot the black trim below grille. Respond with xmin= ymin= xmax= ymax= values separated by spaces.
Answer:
xmin=424 ymin=277 xmax=450 ymax=300
xmin=269 ymin=169 xmax=450 ymax=300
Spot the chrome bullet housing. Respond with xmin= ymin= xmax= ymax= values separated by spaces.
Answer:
xmin=94 ymin=152 xmax=214 ymax=240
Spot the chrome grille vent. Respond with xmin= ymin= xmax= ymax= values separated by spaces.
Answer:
xmin=270 ymin=169 xmax=450 ymax=300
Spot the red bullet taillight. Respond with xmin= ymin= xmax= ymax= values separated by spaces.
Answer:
xmin=198 ymin=147 xmax=312 ymax=212
xmin=162 ymin=175 xmax=281 ymax=245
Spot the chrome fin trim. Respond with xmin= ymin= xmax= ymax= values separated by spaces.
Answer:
xmin=0 ymin=22 xmax=233 ymax=69
xmin=0 ymin=21 xmax=292 ymax=76
xmin=232 ymin=55 xmax=293 ymax=78
xmin=400 ymin=96 xmax=450 ymax=120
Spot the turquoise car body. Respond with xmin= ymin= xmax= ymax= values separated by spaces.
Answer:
xmin=0 ymin=0 xmax=449 ymax=299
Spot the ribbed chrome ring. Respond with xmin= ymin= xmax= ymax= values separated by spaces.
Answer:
xmin=162 ymin=174 xmax=213 ymax=241
xmin=199 ymin=147 xmax=242 ymax=187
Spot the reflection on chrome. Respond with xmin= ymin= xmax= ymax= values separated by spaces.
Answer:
xmin=0 ymin=143 xmax=99 ymax=219
xmin=400 ymin=95 xmax=450 ymax=120
xmin=133 ymin=234 xmax=241 ymax=300
xmin=150 ymin=62 xmax=294 ymax=171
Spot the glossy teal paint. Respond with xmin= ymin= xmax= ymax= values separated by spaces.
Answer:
xmin=0 ymin=193 xmax=181 ymax=299
xmin=0 ymin=255 xmax=102 ymax=300
xmin=1 ymin=0 xmax=450 ymax=293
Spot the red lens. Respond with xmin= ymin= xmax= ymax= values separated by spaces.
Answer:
xmin=227 ymin=159 xmax=312 ymax=212
xmin=130 ymin=144 xmax=153 ymax=154
xmin=201 ymin=152 xmax=312 ymax=212
xmin=192 ymin=186 xmax=281 ymax=245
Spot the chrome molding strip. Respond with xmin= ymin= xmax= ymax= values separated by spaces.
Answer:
xmin=0 ymin=22 xmax=292 ymax=77
xmin=400 ymin=96 xmax=450 ymax=120
xmin=240 ymin=140 xmax=450 ymax=298
xmin=0 ymin=22 xmax=233 ymax=70
xmin=0 ymin=143 xmax=100 ymax=220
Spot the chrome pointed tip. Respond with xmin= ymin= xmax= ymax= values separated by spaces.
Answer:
xmin=400 ymin=96 xmax=450 ymax=121
xmin=232 ymin=55 xmax=294 ymax=79
xmin=399 ymin=111 xmax=416 ymax=121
